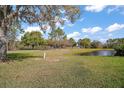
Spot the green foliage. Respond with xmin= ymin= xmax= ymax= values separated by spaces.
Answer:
xmin=48 ymin=27 xmax=67 ymax=48
xmin=21 ymin=31 xmax=44 ymax=49
xmin=69 ymin=38 xmax=76 ymax=47
xmin=106 ymin=38 xmax=124 ymax=48
xmin=91 ymin=40 xmax=103 ymax=48
xmin=49 ymin=27 xmax=66 ymax=41
xmin=114 ymin=44 xmax=124 ymax=56
xmin=78 ymin=38 xmax=91 ymax=48
xmin=114 ymin=44 xmax=124 ymax=50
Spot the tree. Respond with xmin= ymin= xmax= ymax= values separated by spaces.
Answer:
xmin=91 ymin=40 xmax=103 ymax=48
xmin=114 ymin=44 xmax=124 ymax=56
xmin=0 ymin=5 xmax=80 ymax=61
xmin=105 ymin=38 xmax=124 ymax=56
xmin=105 ymin=38 xmax=124 ymax=48
xmin=7 ymin=25 xmax=19 ymax=50
xmin=61 ymin=35 xmax=71 ymax=48
xmin=69 ymin=38 xmax=76 ymax=47
xmin=21 ymin=31 xmax=44 ymax=49
xmin=106 ymin=39 xmax=114 ymax=48
xmin=48 ymin=27 xmax=67 ymax=48
xmin=78 ymin=38 xmax=91 ymax=48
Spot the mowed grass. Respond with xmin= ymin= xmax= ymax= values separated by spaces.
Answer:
xmin=0 ymin=48 xmax=124 ymax=87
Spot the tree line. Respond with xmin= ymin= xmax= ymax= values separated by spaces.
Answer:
xmin=17 ymin=27 xmax=77 ymax=50
xmin=8 ymin=27 xmax=124 ymax=50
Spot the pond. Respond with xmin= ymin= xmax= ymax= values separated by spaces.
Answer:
xmin=81 ymin=50 xmax=116 ymax=56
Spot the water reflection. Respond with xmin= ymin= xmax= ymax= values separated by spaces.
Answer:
xmin=81 ymin=50 xmax=116 ymax=56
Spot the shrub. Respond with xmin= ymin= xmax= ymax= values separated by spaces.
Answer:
xmin=114 ymin=44 xmax=124 ymax=56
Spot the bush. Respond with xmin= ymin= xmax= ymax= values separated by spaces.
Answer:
xmin=114 ymin=44 xmax=124 ymax=56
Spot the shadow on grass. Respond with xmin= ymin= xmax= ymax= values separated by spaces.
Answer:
xmin=7 ymin=53 xmax=42 ymax=61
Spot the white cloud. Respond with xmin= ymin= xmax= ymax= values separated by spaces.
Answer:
xmin=82 ymin=26 xmax=102 ymax=34
xmin=67 ymin=32 xmax=81 ymax=40
xmin=85 ymin=5 xmax=107 ymax=12
xmin=106 ymin=23 xmax=124 ymax=32
xmin=24 ymin=26 xmax=43 ymax=33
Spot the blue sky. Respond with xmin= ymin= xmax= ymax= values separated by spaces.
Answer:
xmin=21 ymin=5 xmax=124 ymax=42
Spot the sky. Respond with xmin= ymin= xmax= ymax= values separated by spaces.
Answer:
xmin=20 ymin=5 xmax=124 ymax=42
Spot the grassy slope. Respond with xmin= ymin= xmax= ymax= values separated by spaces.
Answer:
xmin=0 ymin=48 xmax=124 ymax=87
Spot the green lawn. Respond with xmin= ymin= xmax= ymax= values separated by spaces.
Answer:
xmin=0 ymin=48 xmax=124 ymax=87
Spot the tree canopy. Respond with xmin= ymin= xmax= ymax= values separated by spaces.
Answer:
xmin=91 ymin=40 xmax=103 ymax=48
xmin=21 ymin=31 xmax=44 ymax=49
xmin=48 ymin=27 xmax=67 ymax=48
xmin=69 ymin=38 xmax=76 ymax=47
xmin=0 ymin=5 xmax=80 ymax=34
xmin=78 ymin=38 xmax=91 ymax=48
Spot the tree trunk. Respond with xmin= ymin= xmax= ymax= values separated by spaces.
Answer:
xmin=0 ymin=27 xmax=7 ymax=62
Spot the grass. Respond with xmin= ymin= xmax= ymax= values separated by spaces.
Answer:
xmin=0 ymin=48 xmax=124 ymax=87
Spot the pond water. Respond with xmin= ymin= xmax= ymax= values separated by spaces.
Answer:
xmin=81 ymin=50 xmax=116 ymax=56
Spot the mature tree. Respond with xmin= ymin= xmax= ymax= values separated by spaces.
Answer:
xmin=78 ymin=38 xmax=91 ymax=48
xmin=114 ymin=44 xmax=124 ymax=56
xmin=0 ymin=5 xmax=80 ymax=61
xmin=69 ymin=38 xmax=76 ymax=47
xmin=7 ymin=24 xmax=18 ymax=50
xmin=48 ymin=27 xmax=67 ymax=48
xmin=21 ymin=31 xmax=44 ymax=49
xmin=49 ymin=27 xmax=66 ymax=41
xmin=61 ymin=35 xmax=71 ymax=48
xmin=91 ymin=40 xmax=103 ymax=48
xmin=106 ymin=39 xmax=114 ymax=48
xmin=106 ymin=38 xmax=124 ymax=48
xmin=105 ymin=38 xmax=124 ymax=56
